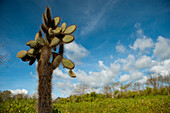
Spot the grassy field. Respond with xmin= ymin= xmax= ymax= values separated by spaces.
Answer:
xmin=53 ymin=95 xmax=170 ymax=113
xmin=0 ymin=95 xmax=169 ymax=113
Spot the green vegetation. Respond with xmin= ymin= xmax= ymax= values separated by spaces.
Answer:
xmin=54 ymin=95 xmax=169 ymax=113
xmin=0 ymin=94 xmax=169 ymax=113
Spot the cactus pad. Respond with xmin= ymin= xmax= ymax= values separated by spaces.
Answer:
xmin=37 ymin=37 xmax=45 ymax=46
xmin=61 ymin=22 xmax=67 ymax=32
xmin=63 ymin=25 xmax=77 ymax=35
xmin=42 ymin=13 xmax=48 ymax=27
xmin=48 ymin=28 xmax=53 ymax=36
xmin=62 ymin=35 xmax=75 ymax=44
xmin=62 ymin=59 xmax=75 ymax=69
xmin=21 ymin=55 xmax=31 ymax=62
xmin=52 ymin=55 xmax=62 ymax=69
xmin=17 ymin=50 xmax=27 ymax=58
xmin=45 ymin=7 xmax=51 ymax=22
xmin=35 ymin=31 xmax=42 ymax=41
xmin=41 ymin=24 xmax=48 ymax=33
xmin=68 ymin=70 xmax=76 ymax=78
xmin=26 ymin=40 xmax=38 ymax=48
xmin=50 ymin=37 xmax=61 ymax=47
xmin=29 ymin=57 xmax=36 ymax=65
xmin=54 ymin=16 xmax=61 ymax=27
xmin=53 ymin=27 xmax=61 ymax=35
xmin=27 ymin=49 xmax=35 ymax=56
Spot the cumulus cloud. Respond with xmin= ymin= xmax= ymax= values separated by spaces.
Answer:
xmin=121 ymin=54 xmax=136 ymax=72
xmin=150 ymin=59 xmax=170 ymax=75
xmin=116 ymin=42 xmax=126 ymax=53
xmin=55 ymin=80 xmax=77 ymax=97
xmin=120 ymin=74 xmax=130 ymax=82
xmin=54 ymin=60 xmax=121 ymax=96
xmin=53 ymin=68 xmax=70 ymax=80
xmin=65 ymin=41 xmax=88 ymax=65
xmin=10 ymin=89 xmax=28 ymax=95
xmin=130 ymin=24 xmax=154 ymax=53
xmin=153 ymin=36 xmax=170 ymax=61
xmin=135 ymin=55 xmax=153 ymax=69
xmin=129 ymin=37 xmax=154 ymax=52
xmin=76 ymin=61 xmax=120 ymax=87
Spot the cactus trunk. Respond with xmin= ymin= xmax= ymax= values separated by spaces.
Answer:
xmin=37 ymin=46 xmax=53 ymax=113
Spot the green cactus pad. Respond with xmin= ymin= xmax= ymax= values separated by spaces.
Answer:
xmin=53 ymin=27 xmax=61 ymax=35
xmin=61 ymin=22 xmax=67 ymax=32
xmin=42 ymin=13 xmax=48 ymax=27
xmin=63 ymin=25 xmax=77 ymax=35
xmin=48 ymin=28 xmax=53 ymax=36
xmin=50 ymin=37 xmax=61 ymax=47
xmin=17 ymin=50 xmax=27 ymax=58
xmin=35 ymin=30 xmax=42 ymax=41
xmin=68 ymin=70 xmax=76 ymax=78
xmin=26 ymin=40 xmax=38 ymax=48
xmin=54 ymin=16 xmax=61 ymax=27
xmin=52 ymin=55 xmax=62 ymax=69
xmin=62 ymin=35 xmax=75 ymax=44
xmin=27 ymin=49 xmax=35 ymax=56
xmin=29 ymin=58 xmax=36 ymax=65
xmin=21 ymin=55 xmax=31 ymax=62
xmin=37 ymin=37 xmax=45 ymax=46
xmin=45 ymin=6 xmax=51 ymax=21
xmin=62 ymin=59 xmax=75 ymax=69
xmin=41 ymin=24 xmax=48 ymax=33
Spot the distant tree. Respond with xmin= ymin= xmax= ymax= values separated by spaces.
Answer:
xmin=110 ymin=82 xmax=120 ymax=98
xmin=133 ymin=82 xmax=141 ymax=94
xmin=74 ymin=84 xmax=89 ymax=95
xmin=146 ymin=73 xmax=170 ymax=89
xmin=103 ymin=84 xmax=111 ymax=97
xmin=0 ymin=90 xmax=12 ymax=102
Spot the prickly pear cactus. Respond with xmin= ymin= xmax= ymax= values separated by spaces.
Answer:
xmin=17 ymin=6 xmax=77 ymax=113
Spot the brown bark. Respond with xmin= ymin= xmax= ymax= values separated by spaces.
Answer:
xmin=37 ymin=46 xmax=53 ymax=113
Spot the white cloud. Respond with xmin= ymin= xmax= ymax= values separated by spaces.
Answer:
xmin=76 ymin=61 xmax=120 ymax=87
xmin=53 ymin=68 xmax=70 ymax=80
xmin=135 ymin=55 xmax=152 ymax=69
xmin=150 ymin=59 xmax=170 ymax=75
xmin=129 ymin=37 xmax=154 ymax=52
xmin=55 ymin=80 xmax=77 ymax=97
xmin=65 ymin=41 xmax=88 ymax=65
xmin=130 ymin=24 xmax=154 ymax=53
xmin=10 ymin=89 xmax=28 ymax=95
xmin=122 ymin=54 xmax=136 ymax=72
xmin=120 ymin=74 xmax=130 ymax=82
xmin=137 ymin=76 xmax=148 ymax=83
xmin=153 ymin=36 xmax=170 ymax=61
xmin=116 ymin=42 xmax=126 ymax=53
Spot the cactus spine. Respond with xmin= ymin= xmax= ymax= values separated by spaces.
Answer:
xmin=17 ymin=6 xmax=77 ymax=113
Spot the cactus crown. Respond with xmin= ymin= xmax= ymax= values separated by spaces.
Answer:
xmin=17 ymin=6 xmax=77 ymax=78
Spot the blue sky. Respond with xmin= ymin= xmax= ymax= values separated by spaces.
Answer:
xmin=0 ymin=0 xmax=170 ymax=98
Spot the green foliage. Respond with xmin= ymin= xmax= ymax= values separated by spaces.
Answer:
xmin=53 ymin=95 xmax=169 ymax=113
xmin=0 ymin=90 xmax=169 ymax=113
xmin=0 ymin=98 xmax=37 ymax=113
